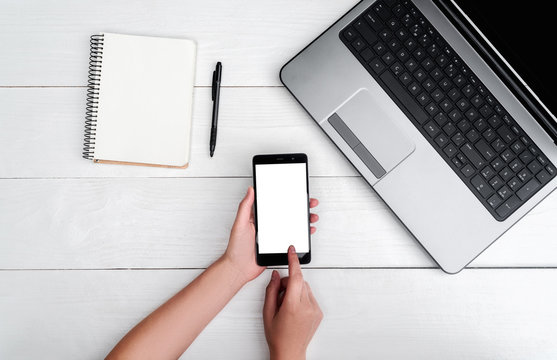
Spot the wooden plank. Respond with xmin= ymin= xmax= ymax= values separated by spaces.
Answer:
xmin=1 ymin=269 xmax=556 ymax=359
xmin=0 ymin=87 xmax=356 ymax=178
xmin=0 ymin=0 xmax=353 ymax=87
xmin=1 ymin=177 xmax=556 ymax=269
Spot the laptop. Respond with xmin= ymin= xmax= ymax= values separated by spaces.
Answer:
xmin=280 ymin=0 xmax=557 ymax=273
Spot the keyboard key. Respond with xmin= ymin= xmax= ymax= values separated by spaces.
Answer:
xmin=516 ymin=178 xmax=540 ymax=201
xmin=461 ymin=143 xmax=485 ymax=168
xmin=369 ymin=58 xmax=386 ymax=73
xmin=364 ymin=12 xmax=383 ymax=31
xmin=489 ymin=176 xmax=503 ymax=190
xmin=417 ymin=92 xmax=430 ymax=106
xmin=431 ymin=88 xmax=444 ymax=102
xmin=447 ymin=89 xmax=460 ymax=103
xmin=395 ymin=28 xmax=409 ymax=41
xmin=479 ymin=105 xmax=493 ymax=118
xmin=491 ymin=138 xmax=505 ymax=152
xmin=517 ymin=169 xmax=531 ymax=182
xmin=387 ymin=18 xmax=400 ymax=30
xmin=497 ymin=185 xmax=511 ymax=200
xmin=353 ymin=38 xmax=366 ymax=51
xmin=344 ymin=28 xmax=358 ymax=41
xmin=424 ymin=121 xmax=440 ymax=137
xmin=373 ymin=3 xmax=391 ymax=20
xmin=536 ymin=169 xmax=551 ymax=183
xmin=457 ymin=119 xmax=471 ymax=132
xmin=496 ymin=195 xmax=520 ymax=218
xmin=440 ymin=99 xmax=453 ymax=112
xmin=471 ymin=94 xmax=484 ymax=108
xmin=361 ymin=48 xmax=375 ymax=62
xmin=547 ymin=164 xmax=555 ymax=176
xmin=456 ymin=99 xmax=470 ymax=111
xmin=380 ymin=71 xmax=429 ymax=124
xmin=461 ymin=164 xmax=475 ymax=177
xmin=466 ymin=129 xmax=480 ymax=143
xmin=435 ymin=133 xmax=449 ymax=147
xmin=444 ymin=143 xmax=457 ymax=157
xmin=485 ymin=129 xmax=498 ymax=144
xmin=425 ymin=103 xmax=439 ymax=116
xmin=519 ymin=151 xmax=534 ymax=164
xmin=379 ymin=29 xmax=393 ymax=41
xmin=507 ymin=177 xmax=520 ymax=190
xmin=448 ymin=109 xmax=462 ymax=122
xmin=443 ymin=122 xmax=457 ymax=136
xmin=472 ymin=175 xmax=493 ymax=198
xmin=414 ymin=68 xmax=426 ymax=81
xmin=511 ymin=141 xmax=524 ymax=154
xmin=488 ymin=115 xmax=502 ymax=128
xmin=491 ymin=157 xmax=504 ymax=171
xmin=499 ymin=167 xmax=513 ymax=181
xmin=474 ymin=118 xmax=488 ymax=132
xmin=399 ymin=72 xmax=413 ymax=86
xmin=527 ymin=160 xmax=542 ymax=174
xmin=465 ymin=108 xmax=479 ymax=121
xmin=509 ymin=158 xmax=522 ymax=172
xmin=405 ymin=58 xmax=418 ymax=72
xmin=501 ymin=149 xmax=515 ymax=162
xmin=382 ymin=52 xmax=396 ymax=65
xmin=373 ymin=42 xmax=387 ymax=55
xmin=497 ymin=126 xmax=515 ymax=143
xmin=481 ymin=166 xmax=495 ymax=180
xmin=487 ymin=194 xmax=503 ymax=209
xmin=475 ymin=139 xmax=495 ymax=160
xmin=355 ymin=19 xmax=378 ymax=45
xmin=391 ymin=62 xmax=404 ymax=75
xmin=408 ymin=82 xmax=421 ymax=95
xmin=453 ymin=132 xmax=466 ymax=146
xmin=434 ymin=112 xmax=448 ymax=126
xmin=462 ymin=84 xmax=475 ymax=98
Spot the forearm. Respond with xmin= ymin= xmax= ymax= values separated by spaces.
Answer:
xmin=106 ymin=256 xmax=246 ymax=360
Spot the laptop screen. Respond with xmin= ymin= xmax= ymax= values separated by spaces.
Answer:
xmin=451 ymin=1 xmax=556 ymax=119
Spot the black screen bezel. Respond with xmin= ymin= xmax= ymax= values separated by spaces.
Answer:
xmin=434 ymin=0 xmax=557 ymax=144
xmin=253 ymin=153 xmax=311 ymax=266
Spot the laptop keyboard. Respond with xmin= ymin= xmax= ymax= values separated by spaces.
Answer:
xmin=340 ymin=0 xmax=555 ymax=221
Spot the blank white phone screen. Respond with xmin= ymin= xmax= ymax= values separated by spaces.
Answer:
xmin=255 ymin=163 xmax=309 ymax=254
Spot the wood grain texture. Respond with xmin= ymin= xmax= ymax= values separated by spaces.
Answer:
xmin=1 ymin=177 xmax=556 ymax=269
xmin=1 ymin=269 xmax=556 ymax=360
xmin=0 ymin=87 xmax=357 ymax=178
xmin=0 ymin=0 xmax=353 ymax=87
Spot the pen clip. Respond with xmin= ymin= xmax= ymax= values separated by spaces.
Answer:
xmin=212 ymin=70 xmax=217 ymax=101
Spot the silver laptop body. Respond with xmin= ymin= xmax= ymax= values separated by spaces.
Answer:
xmin=280 ymin=0 xmax=557 ymax=273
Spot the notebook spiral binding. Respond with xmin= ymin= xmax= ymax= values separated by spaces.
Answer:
xmin=83 ymin=34 xmax=104 ymax=160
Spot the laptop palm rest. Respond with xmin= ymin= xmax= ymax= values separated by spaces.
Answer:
xmin=328 ymin=90 xmax=415 ymax=179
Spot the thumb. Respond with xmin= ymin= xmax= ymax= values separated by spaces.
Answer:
xmin=235 ymin=187 xmax=254 ymax=224
xmin=263 ymin=270 xmax=280 ymax=327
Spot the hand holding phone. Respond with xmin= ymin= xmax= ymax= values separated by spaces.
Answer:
xmin=222 ymin=184 xmax=318 ymax=285
xmin=253 ymin=153 xmax=312 ymax=266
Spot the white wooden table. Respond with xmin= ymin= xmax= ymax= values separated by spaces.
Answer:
xmin=1 ymin=1 xmax=557 ymax=359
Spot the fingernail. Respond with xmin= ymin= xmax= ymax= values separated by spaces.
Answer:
xmin=271 ymin=270 xmax=278 ymax=281
xmin=289 ymin=245 xmax=295 ymax=254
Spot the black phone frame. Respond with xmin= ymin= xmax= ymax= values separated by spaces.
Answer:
xmin=252 ymin=153 xmax=311 ymax=266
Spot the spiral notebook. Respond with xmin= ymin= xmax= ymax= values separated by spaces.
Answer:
xmin=83 ymin=33 xmax=197 ymax=168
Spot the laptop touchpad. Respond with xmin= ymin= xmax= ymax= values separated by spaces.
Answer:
xmin=329 ymin=89 xmax=415 ymax=178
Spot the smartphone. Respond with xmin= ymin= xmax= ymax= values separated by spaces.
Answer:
xmin=253 ymin=153 xmax=311 ymax=266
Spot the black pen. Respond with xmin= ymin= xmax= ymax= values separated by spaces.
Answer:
xmin=210 ymin=62 xmax=222 ymax=157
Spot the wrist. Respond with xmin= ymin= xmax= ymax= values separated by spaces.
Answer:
xmin=218 ymin=255 xmax=250 ymax=288
xmin=270 ymin=349 xmax=306 ymax=360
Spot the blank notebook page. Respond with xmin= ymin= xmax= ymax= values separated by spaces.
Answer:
xmin=94 ymin=33 xmax=196 ymax=167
